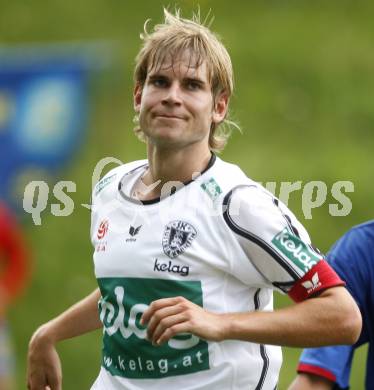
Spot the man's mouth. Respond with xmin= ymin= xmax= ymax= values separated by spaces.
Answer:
xmin=154 ymin=113 xmax=185 ymax=120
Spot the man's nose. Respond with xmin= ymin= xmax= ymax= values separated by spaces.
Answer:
xmin=161 ymin=82 xmax=182 ymax=105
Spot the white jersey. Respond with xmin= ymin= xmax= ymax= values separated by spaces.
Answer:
xmin=90 ymin=155 xmax=341 ymax=390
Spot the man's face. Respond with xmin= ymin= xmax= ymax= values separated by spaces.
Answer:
xmin=134 ymin=50 xmax=228 ymax=149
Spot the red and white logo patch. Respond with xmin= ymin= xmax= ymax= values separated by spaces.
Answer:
xmin=289 ymin=260 xmax=345 ymax=302
xmin=97 ymin=220 xmax=109 ymax=240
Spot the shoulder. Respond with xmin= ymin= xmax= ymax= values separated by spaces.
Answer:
xmin=214 ymin=157 xmax=312 ymax=249
xmin=336 ymin=220 xmax=374 ymax=244
xmin=344 ymin=220 xmax=374 ymax=245
xmin=327 ymin=220 xmax=374 ymax=294
xmin=223 ymin=182 xmax=275 ymax=210
xmin=328 ymin=220 xmax=374 ymax=265
xmin=208 ymin=157 xmax=253 ymax=192
xmin=214 ymin=157 xmax=289 ymax=214
xmin=223 ymin=182 xmax=310 ymax=240
xmin=208 ymin=158 xmax=289 ymax=228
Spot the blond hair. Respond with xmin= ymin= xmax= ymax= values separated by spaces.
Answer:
xmin=133 ymin=9 xmax=238 ymax=152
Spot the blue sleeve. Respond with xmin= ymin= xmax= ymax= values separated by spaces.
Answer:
xmin=327 ymin=228 xmax=370 ymax=346
xmin=298 ymin=226 xmax=370 ymax=389
xmin=299 ymin=345 xmax=353 ymax=389
xmin=327 ymin=229 xmax=368 ymax=313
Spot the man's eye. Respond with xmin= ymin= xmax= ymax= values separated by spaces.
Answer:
xmin=186 ymin=81 xmax=200 ymax=90
xmin=152 ymin=78 xmax=167 ymax=87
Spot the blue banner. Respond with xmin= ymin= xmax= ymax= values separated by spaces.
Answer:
xmin=0 ymin=43 xmax=110 ymax=211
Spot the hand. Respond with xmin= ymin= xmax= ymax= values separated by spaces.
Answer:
xmin=140 ymin=296 xmax=225 ymax=346
xmin=27 ymin=325 xmax=62 ymax=390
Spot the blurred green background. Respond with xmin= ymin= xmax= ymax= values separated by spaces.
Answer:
xmin=2 ymin=0 xmax=373 ymax=388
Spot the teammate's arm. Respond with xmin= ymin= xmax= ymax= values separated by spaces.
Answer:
xmin=288 ymin=373 xmax=334 ymax=390
xmin=27 ymin=288 xmax=102 ymax=390
xmin=141 ymin=285 xmax=361 ymax=347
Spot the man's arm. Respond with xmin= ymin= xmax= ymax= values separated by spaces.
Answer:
xmin=139 ymin=186 xmax=362 ymax=348
xmin=221 ymin=286 xmax=361 ymax=346
xmin=288 ymin=373 xmax=334 ymax=390
xmin=27 ymin=288 xmax=102 ymax=390
xmin=141 ymin=286 xmax=361 ymax=347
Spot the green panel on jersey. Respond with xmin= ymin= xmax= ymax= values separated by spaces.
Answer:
xmin=200 ymin=177 xmax=222 ymax=201
xmin=97 ymin=277 xmax=210 ymax=379
xmin=271 ymin=227 xmax=322 ymax=273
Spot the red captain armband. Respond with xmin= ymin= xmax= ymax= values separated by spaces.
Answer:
xmin=288 ymin=260 xmax=345 ymax=303
xmin=297 ymin=363 xmax=336 ymax=382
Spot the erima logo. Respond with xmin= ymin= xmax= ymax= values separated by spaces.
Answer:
xmin=153 ymin=258 xmax=189 ymax=277
xmin=129 ymin=225 xmax=141 ymax=236
xmin=302 ymin=272 xmax=321 ymax=294
xmin=126 ymin=225 xmax=141 ymax=242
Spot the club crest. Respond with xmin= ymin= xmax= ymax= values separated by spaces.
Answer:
xmin=162 ymin=220 xmax=197 ymax=259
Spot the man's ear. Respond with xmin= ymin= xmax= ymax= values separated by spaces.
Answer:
xmin=134 ymin=83 xmax=143 ymax=113
xmin=212 ymin=92 xmax=229 ymax=124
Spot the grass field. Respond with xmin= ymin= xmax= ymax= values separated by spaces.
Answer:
xmin=2 ymin=1 xmax=373 ymax=388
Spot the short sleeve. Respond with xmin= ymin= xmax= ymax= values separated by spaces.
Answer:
xmin=327 ymin=227 xmax=370 ymax=312
xmin=298 ymin=345 xmax=353 ymax=389
xmin=296 ymin=223 xmax=374 ymax=389
xmin=326 ymin=225 xmax=371 ymax=347
xmin=222 ymin=185 xmax=344 ymax=301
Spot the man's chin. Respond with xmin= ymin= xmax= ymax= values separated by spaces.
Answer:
xmin=148 ymin=133 xmax=197 ymax=150
xmin=146 ymin=127 xmax=184 ymax=142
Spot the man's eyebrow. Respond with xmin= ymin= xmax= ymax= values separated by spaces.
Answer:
xmin=148 ymin=73 xmax=168 ymax=80
xmin=183 ymin=77 xmax=206 ymax=85
xmin=147 ymin=73 xmax=207 ymax=86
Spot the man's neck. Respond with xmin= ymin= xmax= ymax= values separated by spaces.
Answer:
xmin=136 ymin=143 xmax=212 ymax=201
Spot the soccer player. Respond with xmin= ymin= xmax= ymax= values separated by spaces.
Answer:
xmin=27 ymin=9 xmax=361 ymax=390
xmin=0 ymin=202 xmax=30 ymax=390
xmin=288 ymin=221 xmax=374 ymax=390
